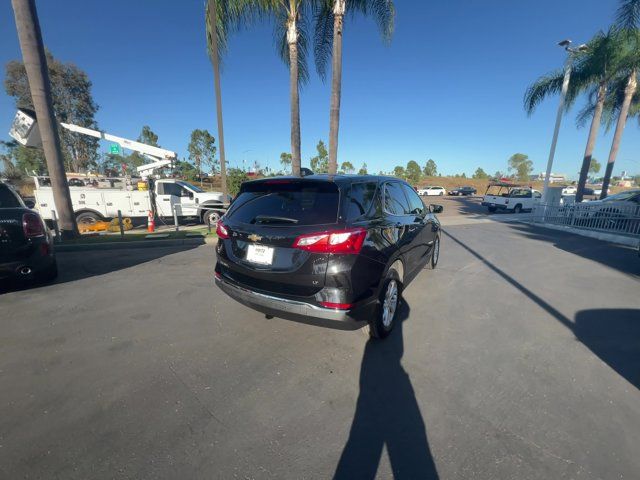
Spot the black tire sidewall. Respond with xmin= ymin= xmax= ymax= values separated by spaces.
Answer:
xmin=370 ymin=269 xmax=402 ymax=339
xmin=203 ymin=210 xmax=221 ymax=226
xmin=76 ymin=212 xmax=101 ymax=224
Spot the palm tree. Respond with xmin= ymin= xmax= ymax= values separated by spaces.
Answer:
xmin=599 ymin=1 xmax=640 ymax=199
xmin=209 ymin=1 xmax=313 ymax=177
xmin=11 ymin=0 xmax=78 ymax=237
xmin=314 ymin=0 xmax=395 ymax=174
xmin=524 ymin=29 xmax=623 ymax=202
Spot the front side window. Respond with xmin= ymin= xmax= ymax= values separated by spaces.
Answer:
xmin=383 ymin=182 xmax=411 ymax=215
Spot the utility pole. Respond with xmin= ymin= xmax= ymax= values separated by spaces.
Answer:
xmin=542 ymin=40 xmax=587 ymax=203
xmin=207 ymin=0 xmax=228 ymax=203
xmin=11 ymin=0 xmax=78 ymax=238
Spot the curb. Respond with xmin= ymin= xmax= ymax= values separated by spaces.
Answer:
xmin=55 ymin=236 xmax=217 ymax=252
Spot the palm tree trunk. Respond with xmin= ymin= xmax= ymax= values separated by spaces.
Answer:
xmin=328 ymin=0 xmax=345 ymax=175
xmin=601 ymin=70 xmax=637 ymax=199
xmin=11 ymin=0 xmax=78 ymax=238
xmin=207 ymin=0 xmax=228 ymax=201
xmin=288 ymin=19 xmax=302 ymax=177
xmin=576 ymin=83 xmax=606 ymax=203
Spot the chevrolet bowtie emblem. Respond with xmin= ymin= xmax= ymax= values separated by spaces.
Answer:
xmin=248 ymin=234 xmax=262 ymax=242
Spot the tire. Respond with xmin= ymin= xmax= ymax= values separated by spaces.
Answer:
xmin=369 ymin=269 xmax=401 ymax=339
xmin=202 ymin=209 xmax=221 ymax=227
xmin=76 ymin=211 xmax=102 ymax=225
xmin=439 ymin=192 xmax=444 ymax=196
xmin=488 ymin=206 xmax=497 ymax=213
xmin=427 ymin=235 xmax=440 ymax=269
xmin=513 ymin=204 xmax=522 ymax=214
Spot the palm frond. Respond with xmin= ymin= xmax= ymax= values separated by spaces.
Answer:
xmin=313 ymin=2 xmax=334 ymax=81
xmin=616 ymin=0 xmax=640 ymax=30
xmin=348 ymin=0 xmax=395 ymax=40
xmin=523 ymin=69 xmax=565 ymax=115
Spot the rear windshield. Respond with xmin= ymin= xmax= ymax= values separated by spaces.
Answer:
xmin=0 ymin=185 xmax=22 ymax=208
xmin=226 ymin=180 xmax=339 ymax=226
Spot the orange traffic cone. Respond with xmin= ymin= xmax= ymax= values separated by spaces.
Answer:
xmin=147 ymin=210 xmax=155 ymax=233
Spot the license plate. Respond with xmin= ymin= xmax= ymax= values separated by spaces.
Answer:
xmin=246 ymin=244 xmax=274 ymax=265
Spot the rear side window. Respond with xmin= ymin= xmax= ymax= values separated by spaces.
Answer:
xmin=346 ymin=182 xmax=378 ymax=220
xmin=401 ymin=183 xmax=425 ymax=215
xmin=227 ymin=180 xmax=339 ymax=226
xmin=0 ymin=185 xmax=22 ymax=208
xmin=383 ymin=182 xmax=411 ymax=215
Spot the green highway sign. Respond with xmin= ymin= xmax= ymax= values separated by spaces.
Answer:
xmin=110 ymin=144 xmax=121 ymax=155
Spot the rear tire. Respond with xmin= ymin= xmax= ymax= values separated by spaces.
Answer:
xmin=76 ymin=211 xmax=102 ymax=225
xmin=427 ymin=235 xmax=440 ymax=269
xmin=513 ymin=204 xmax=522 ymax=214
xmin=369 ymin=269 xmax=401 ymax=339
xmin=202 ymin=209 xmax=221 ymax=227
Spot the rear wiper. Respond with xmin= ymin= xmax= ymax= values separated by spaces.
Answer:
xmin=252 ymin=215 xmax=299 ymax=224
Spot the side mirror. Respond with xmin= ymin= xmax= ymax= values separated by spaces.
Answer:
xmin=430 ymin=204 xmax=443 ymax=214
xmin=188 ymin=192 xmax=194 ymax=200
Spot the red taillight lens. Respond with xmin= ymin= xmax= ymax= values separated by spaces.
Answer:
xmin=320 ymin=302 xmax=354 ymax=310
xmin=216 ymin=221 xmax=230 ymax=239
xmin=22 ymin=212 xmax=45 ymax=238
xmin=293 ymin=228 xmax=366 ymax=254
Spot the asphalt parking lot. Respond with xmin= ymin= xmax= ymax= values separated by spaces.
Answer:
xmin=1 ymin=203 xmax=639 ymax=479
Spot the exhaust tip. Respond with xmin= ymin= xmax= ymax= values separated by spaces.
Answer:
xmin=18 ymin=266 xmax=32 ymax=275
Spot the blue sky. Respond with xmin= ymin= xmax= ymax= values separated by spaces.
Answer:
xmin=1 ymin=0 xmax=639 ymax=178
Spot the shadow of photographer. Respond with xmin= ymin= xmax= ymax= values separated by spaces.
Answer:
xmin=334 ymin=300 xmax=439 ymax=479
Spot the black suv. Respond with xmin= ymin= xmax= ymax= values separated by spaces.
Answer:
xmin=214 ymin=175 xmax=442 ymax=338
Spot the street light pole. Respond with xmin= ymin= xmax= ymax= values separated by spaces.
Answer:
xmin=542 ymin=40 xmax=587 ymax=202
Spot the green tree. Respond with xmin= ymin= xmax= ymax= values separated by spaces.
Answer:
xmin=393 ymin=165 xmax=405 ymax=178
xmin=358 ymin=162 xmax=368 ymax=175
xmin=423 ymin=158 xmax=437 ymax=176
xmin=315 ymin=0 xmax=395 ymax=174
xmin=472 ymin=167 xmax=489 ymax=179
xmin=0 ymin=139 xmax=47 ymax=176
xmin=5 ymin=49 xmax=100 ymax=173
xmin=227 ymin=167 xmax=249 ymax=196
xmin=598 ymin=3 xmax=640 ymax=198
xmin=589 ymin=157 xmax=601 ymax=174
xmin=508 ymin=153 xmax=533 ymax=181
xmin=340 ymin=160 xmax=354 ymax=174
xmin=525 ymin=28 xmax=625 ymax=201
xmin=188 ymin=129 xmax=218 ymax=182
xmin=126 ymin=125 xmax=160 ymax=168
xmin=310 ymin=140 xmax=329 ymax=173
xmin=280 ymin=152 xmax=292 ymax=172
xmin=494 ymin=171 xmax=505 ymax=180
xmin=174 ymin=159 xmax=199 ymax=181
xmin=405 ymin=160 xmax=422 ymax=184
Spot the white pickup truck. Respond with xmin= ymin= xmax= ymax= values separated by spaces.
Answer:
xmin=481 ymin=182 xmax=541 ymax=213
xmin=34 ymin=177 xmax=229 ymax=226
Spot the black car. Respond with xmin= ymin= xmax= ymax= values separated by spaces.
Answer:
xmin=214 ymin=175 xmax=442 ymax=338
xmin=0 ymin=181 xmax=57 ymax=285
xmin=449 ymin=186 xmax=477 ymax=196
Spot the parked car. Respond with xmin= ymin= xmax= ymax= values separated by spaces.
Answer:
xmin=214 ymin=175 xmax=443 ymax=338
xmin=449 ymin=186 xmax=477 ymax=196
xmin=561 ymin=186 xmax=577 ymax=195
xmin=481 ymin=182 xmax=541 ymax=213
xmin=417 ymin=186 xmax=446 ymax=196
xmin=0 ymin=181 xmax=57 ymax=285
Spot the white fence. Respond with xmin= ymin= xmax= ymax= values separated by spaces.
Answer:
xmin=532 ymin=202 xmax=640 ymax=237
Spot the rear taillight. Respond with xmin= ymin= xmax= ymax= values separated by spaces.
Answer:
xmin=22 ymin=212 xmax=45 ymax=238
xmin=293 ymin=228 xmax=366 ymax=254
xmin=320 ymin=302 xmax=354 ymax=310
xmin=216 ymin=221 xmax=230 ymax=239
